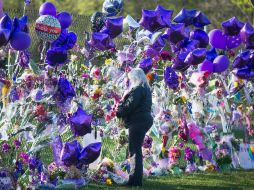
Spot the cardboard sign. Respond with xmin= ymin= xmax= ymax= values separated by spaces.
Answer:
xmin=239 ymin=144 xmax=254 ymax=169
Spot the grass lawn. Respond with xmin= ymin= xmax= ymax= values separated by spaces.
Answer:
xmin=83 ymin=170 xmax=254 ymax=190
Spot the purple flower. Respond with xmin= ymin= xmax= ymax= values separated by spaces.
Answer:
xmin=46 ymin=47 xmax=68 ymax=67
xmin=18 ymin=50 xmax=30 ymax=68
xmin=9 ymin=86 xmax=19 ymax=102
xmin=139 ymin=58 xmax=153 ymax=74
xmin=24 ymin=0 xmax=31 ymax=5
xmin=56 ymin=76 xmax=76 ymax=103
xmin=184 ymin=147 xmax=194 ymax=161
xmin=29 ymin=157 xmax=43 ymax=172
xmin=143 ymin=135 xmax=153 ymax=149
xmin=2 ymin=143 xmax=10 ymax=152
xmin=69 ymin=107 xmax=92 ymax=137
xmin=164 ymin=66 xmax=179 ymax=90
xmin=13 ymin=140 xmax=21 ymax=149
xmin=19 ymin=152 xmax=29 ymax=163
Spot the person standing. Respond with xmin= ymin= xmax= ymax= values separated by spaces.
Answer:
xmin=116 ymin=68 xmax=153 ymax=187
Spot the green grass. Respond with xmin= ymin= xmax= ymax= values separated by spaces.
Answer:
xmin=82 ymin=170 xmax=254 ymax=190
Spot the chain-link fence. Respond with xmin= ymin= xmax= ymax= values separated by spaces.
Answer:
xmin=5 ymin=9 xmax=129 ymax=61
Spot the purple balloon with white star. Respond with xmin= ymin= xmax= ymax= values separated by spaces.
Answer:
xmin=222 ymin=17 xmax=244 ymax=36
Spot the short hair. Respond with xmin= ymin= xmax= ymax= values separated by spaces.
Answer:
xmin=128 ymin=68 xmax=150 ymax=88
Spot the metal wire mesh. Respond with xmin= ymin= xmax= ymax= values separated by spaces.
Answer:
xmin=5 ymin=9 xmax=129 ymax=62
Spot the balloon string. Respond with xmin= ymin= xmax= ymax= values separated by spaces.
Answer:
xmin=7 ymin=49 xmax=11 ymax=79
xmin=40 ymin=41 xmax=47 ymax=63
xmin=243 ymin=82 xmax=252 ymax=105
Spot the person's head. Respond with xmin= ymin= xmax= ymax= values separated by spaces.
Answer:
xmin=128 ymin=68 xmax=150 ymax=88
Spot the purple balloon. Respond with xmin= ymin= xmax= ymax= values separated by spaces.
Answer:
xmin=39 ymin=2 xmax=57 ymax=16
xmin=233 ymin=51 xmax=250 ymax=68
xmin=144 ymin=46 xmax=159 ymax=57
xmin=69 ymin=107 xmax=92 ymax=137
xmin=184 ymin=48 xmax=206 ymax=65
xmin=0 ymin=14 xmax=12 ymax=30
xmin=226 ymin=34 xmax=242 ymax=49
xmin=57 ymin=12 xmax=72 ymax=29
xmin=151 ymin=35 xmax=165 ymax=51
xmin=52 ymin=136 xmax=63 ymax=166
xmin=88 ymin=32 xmax=115 ymax=51
xmin=233 ymin=67 xmax=254 ymax=80
xmin=139 ymin=57 xmax=153 ymax=74
xmin=206 ymin=48 xmax=217 ymax=62
xmin=208 ymin=29 xmax=227 ymax=50
xmin=139 ymin=5 xmax=173 ymax=32
xmin=163 ymin=23 xmax=188 ymax=44
xmin=65 ymin=31 xmax=77 ymax=50
xmin=193 ymin=11 xmax=211 ymax=28
xmin=61 ymin=140 xmax=81 ymax=167
xmin=0 ymin=14 xmax=12 ymax=46
xmin=10 ymin=32 xmax=31 ymax=51
xmin=178 ymin=39 xmax=199 ymax=52
xmin=172 ymin=51 xmax=190 ymax=72
xmin=101 ymin=17 xmax=123 ymax=39
xmin=203 ymin=60 xmax=215 ymax=73
xmin=164 ymin=66 xmax=179 ymax=90
xmin=240 ymin=23 xmax=254 ymax=49
xmin=173 ymin=8 xmax=197 ymax=26
xmin=17 ymin=16 xmax=29 ymax=33
xmin=190 ymin=29 xmax=209 ymax=48
xmin=222 ymin=17 xmax=244 ymax=36
xmin=199 ymin=60 xmax=213 ymax=73
xmin=213 ymin=55 xmax=230 ymax=73
xmin=79 ymin=142 xmax=102 ymax=165
xmin=155 ymin=5 xmax=174 ymax=26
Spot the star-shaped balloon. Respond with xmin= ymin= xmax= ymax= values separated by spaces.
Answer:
xmin=88 ymin=32 xmax=115 ymax=51
xmin=240 ymin=23 xmax=254 ymax=49
xmin=172 ymin=51 xmax=190 ymax=72
xmin=156 ymin=5 xmax=173 ymax=26
xmin=173 ymin=8 xmax=197 ymax=26
xmin=101 ymin=16 xmax=123 ymax=39
xmin=193 ymin=11 xmax=211 ymax=28
xmin=79 ymin=142 xmax=102 ymax=165
xmin=190 ymin=29 xmax=209 ymax=48
xmin=184 ymin=48 xmax=207 ymax=65
xmin=69 ymin=107 xmax=93 ymax=137
xmin=163 ymin=23 xmax=188 ymax=44
xmin=233 ymin=50 xmax=250 ymax=69
xmin=0 ymin=14 xmax=12 ymax=47
xmin=139 ymin=5 xmax=173 ymax=32
xmin=222 ymin=17 xmax=244 ymax=36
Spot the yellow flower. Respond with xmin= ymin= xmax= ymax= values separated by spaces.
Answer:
xmin=181 ymin=96 xmax=187 ymax=103
xmin=161 ymin=147 xmax=166 ymax=153
xmin=93 ymin=79 xmax=99 ymax=85
xmin=2 ymin=82 xmax=11 ymax=108
xmin=105 ymin=59 xmax=113 ymax=65
xmin=234 ymin=82 xmax=238 ymax=88
xmin=81 ymin=64 xmax=88 ymax=70
xmin=106 ymin=178 xmax=113 ymax=185
xmin=94 ymin=87 xmax=102 ymax=94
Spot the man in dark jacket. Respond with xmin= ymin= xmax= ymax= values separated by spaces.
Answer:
xmin=116 ymin=68 xmax=153 ymax=187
